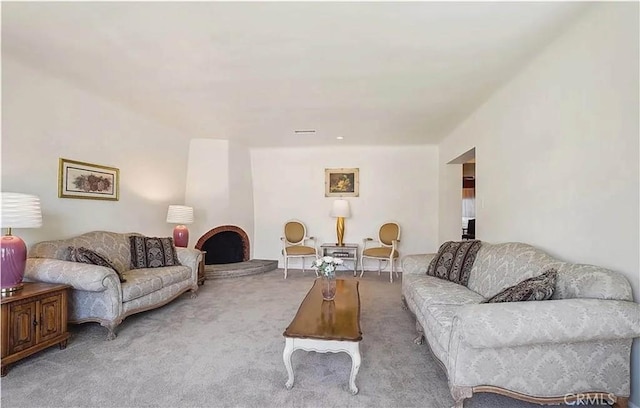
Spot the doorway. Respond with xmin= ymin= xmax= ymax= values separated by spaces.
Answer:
xmin=462 ymin=161 xmax=476 ymax=239
xmin=447 ymin=147 xmax=476 ymax=240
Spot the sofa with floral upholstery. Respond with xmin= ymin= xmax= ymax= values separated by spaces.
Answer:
xmin=25 ymin=231 xmax=202 ymax=340
xmin=401 ymin=241 xmax=640 ymax=408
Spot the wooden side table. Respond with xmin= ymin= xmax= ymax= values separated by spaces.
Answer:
xmin=320 ymin=243 xmax=358 ymax=276
xmin=1 ymin=282 xmax=70 ymax=376
xmin=197 ymin=251 xmax=206 ymax=285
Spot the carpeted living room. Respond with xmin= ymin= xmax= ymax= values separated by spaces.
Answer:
xmin=1 ymin=2 xmax=639 ymax=408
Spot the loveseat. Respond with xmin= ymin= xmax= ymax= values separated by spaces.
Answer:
xmin=401 ymin=241 xmax=640 ymax=408
xmin=25 ymin=231 xmax=202 ymax=340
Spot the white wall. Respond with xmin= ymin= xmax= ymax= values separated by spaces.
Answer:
xmin=251 ymin=145 xmax=439 ymax=270
xmin=438 ymin=3 xmax=640 ymax=404
xmin=184 ymin=139 xmax=254 ymax=252
xmin=1 ymin=56 xmax=192 ymax=246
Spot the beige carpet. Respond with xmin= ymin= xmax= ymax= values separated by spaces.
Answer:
xmin=1 ymin=269 xmax=588 ymax=408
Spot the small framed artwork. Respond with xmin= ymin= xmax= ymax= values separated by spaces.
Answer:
xmin=325 ymin=168 xmax=359 ymax=197
xmin=58 ymin=158 xmax=119 ymax=201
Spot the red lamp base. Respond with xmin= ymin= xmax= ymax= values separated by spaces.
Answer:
xmin=1 ymin=235 xmax=27 ymax=293
xmin=173 ymin=225 xmax=189 ymax=248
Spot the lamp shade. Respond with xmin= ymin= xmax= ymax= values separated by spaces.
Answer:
xmin=166 ymin=205 xmax=194 ymax=224
xmin=330 ymin=199 xmax=351 ymax=218
xmin=1 ymin=192 xmax=43 ymax=229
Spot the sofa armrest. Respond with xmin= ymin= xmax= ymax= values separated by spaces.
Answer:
xmin=452 ymin=298 xmax=640 ymax=349
xmin=401 ymin=253 xmax=435 ymax=275
xmin=25 ymin=258 xmax=119 ymax=292
xmin=176 ymin=247 xmax=202 ymax=282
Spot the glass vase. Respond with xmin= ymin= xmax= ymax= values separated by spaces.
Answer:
xmin=321 ymin=274 xmax=336 ymax=301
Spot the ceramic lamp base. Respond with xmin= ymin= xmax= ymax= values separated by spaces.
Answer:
xmin=1 ymin=235 xmax=27 ymax=293
xmin=173 ymin=225 xmax=190 ymax=248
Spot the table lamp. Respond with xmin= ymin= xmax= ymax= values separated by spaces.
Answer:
xmin=330 ymin=199 xmax=351 ymax=246
xmin=1 ymin=192 xmax=43 ymax=293
xmin=166 ymin=205 xmax=194 ymax=248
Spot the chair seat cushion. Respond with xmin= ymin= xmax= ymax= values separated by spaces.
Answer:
xmin=363 ymin=247 xmax=398 ymax=258
xmin=285 ymin=245 xmax=316 ymax=256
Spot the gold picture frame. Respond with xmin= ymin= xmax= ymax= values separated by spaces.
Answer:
xmin=325 ymin=168 xmax=359 ymax=197
xmin=58 ymin=158 xmax=120 ymax=201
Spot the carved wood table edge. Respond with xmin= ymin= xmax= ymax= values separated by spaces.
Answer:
xmin=282 ymin=279 xmax=362 ymax=394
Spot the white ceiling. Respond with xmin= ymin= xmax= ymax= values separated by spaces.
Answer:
xmin=2 ymin=2 xmax=589 ymax=147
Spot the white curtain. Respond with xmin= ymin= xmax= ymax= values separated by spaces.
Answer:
xmin=462 ymin=188 xmax=476 ymax=218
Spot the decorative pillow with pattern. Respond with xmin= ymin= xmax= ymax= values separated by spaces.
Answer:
xmin=426 ymin=240 xmax=481 ymax=286
xmin=484 ymin=269 xmax=558 ymax=303
xmin=68 ymin=246 xmax=126 ymax=282
xmin=129 ymin=236 xmax=180 ymax=269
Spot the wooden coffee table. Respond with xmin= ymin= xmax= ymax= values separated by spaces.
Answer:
xmin=283 ymin=278 xmax=362 ymax=394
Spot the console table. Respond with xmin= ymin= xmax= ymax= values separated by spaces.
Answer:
xmin=321 ymin=243 xmax=358 ymax=276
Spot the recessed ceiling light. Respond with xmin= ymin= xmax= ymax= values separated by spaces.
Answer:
xmin=336 ymin=136 xmax=344 ymax=140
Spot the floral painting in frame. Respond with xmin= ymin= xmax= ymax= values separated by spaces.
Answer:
xmin=325 ymin=168 xmax=359 ymax=197
xmin=58 ymin=158 xmax=119 ymax=201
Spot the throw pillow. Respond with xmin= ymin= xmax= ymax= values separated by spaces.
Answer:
xmin=483 ymin=269 xmax=558 ymax=303
xmin=69 ymin=246 xmax=126 ymax=283
xmin=129 ymin=236 xmax=180 ymax=269
xmin=426 ymin=240 xmax=481 ymax=286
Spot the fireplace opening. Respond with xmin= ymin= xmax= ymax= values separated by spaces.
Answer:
xmin=195 ymin=225 xmax=250 ymax=265
xmin=203 ymin=231 xmax=243 ymax=264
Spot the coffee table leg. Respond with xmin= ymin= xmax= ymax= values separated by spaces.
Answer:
xmin=283 ymin=338 xmax=295 ymax=389
xmin=348 ymin=343 xmax=361 ymax=395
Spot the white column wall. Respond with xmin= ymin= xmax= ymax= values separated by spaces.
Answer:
xmin=184 ymin=139 xmax=255 ymax=253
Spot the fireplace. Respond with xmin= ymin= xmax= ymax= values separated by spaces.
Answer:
xmin=195 ymin=225 xmax=250 ymax=265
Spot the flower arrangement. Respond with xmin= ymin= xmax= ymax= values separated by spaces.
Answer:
xmin=312 ymin=256 xmax=344 ymax=278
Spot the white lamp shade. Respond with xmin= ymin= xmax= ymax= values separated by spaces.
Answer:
xmin=1 ymin=192 xmax=43 ymax=229
xmin=166 ymin=205 xmax=194 ymax=224
xmin=330 ymin=199 xmax=351 ymax=218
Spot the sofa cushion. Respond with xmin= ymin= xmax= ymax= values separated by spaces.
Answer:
xmin=424 ymin=304 xmax=459 ymax=354
xmin=69 ymin=246 xmax=126 ymax=282
xmin=151 ymin=265 xmax=192 ymax=287
xmin=403 ymin=274 xmax=485 ymax=310
xmin=129 ymin=236 xmax=180 ymax=269
xmin=120 ymin=270 xmax=164 ymax=302
xmin=426 ymin=240 xmax=481 ymax=286
xmin=484 ymin=269 xmax=557 ymax=303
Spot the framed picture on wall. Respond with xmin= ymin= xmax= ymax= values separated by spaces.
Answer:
xmin=58 ymin=158 xmax=120 ymax=201
xmin=325 ymin=168 xmax=359 ymax=197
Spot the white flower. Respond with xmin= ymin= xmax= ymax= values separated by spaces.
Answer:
xmin=312 ymin=256 xmax=343 ymax=277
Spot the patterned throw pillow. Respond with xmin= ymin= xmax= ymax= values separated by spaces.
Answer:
xmin=484 ymin=269 xmax=558 ymax=303
xmin=426 ymin=240 xmax=481 ymax=286
xmin=129 ymin=236 xmax=180 ymax=269
xmin=69 ymin=246 xmax=126 ymax=283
